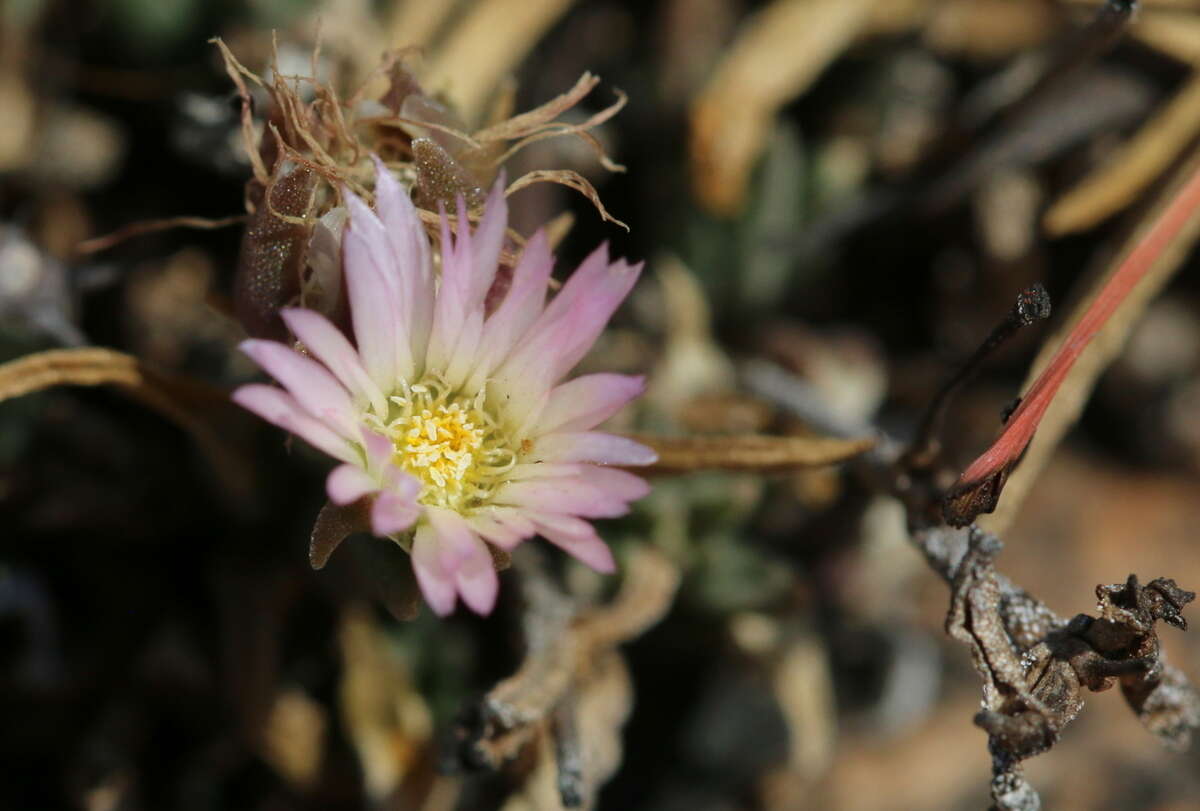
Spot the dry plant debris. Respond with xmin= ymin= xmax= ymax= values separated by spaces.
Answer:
xmin=936 ymin=528 xmax=1199 ymax=811
xmin=451 ymin=548 xmax=680 ymax=809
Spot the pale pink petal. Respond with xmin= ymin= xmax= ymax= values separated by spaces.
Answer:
xmin=440 ymin=311 xmax=484 ymax=390
xmin=239 ymin=340 xmax=359 ymax=439
xmin=233 ymin=384 xmax=358 ymax=464
xmin=424 ymin=206 xmax=471 ymax=372
xmin=539 ymin=373 xmax=645 ymax=433
xmin=326 ymin=463 xmax=379 ymax=505
xmin=541 ymin=256 xmax=644 ymax=378
xmin=425 ymin=505 xmax=479 ymax=574
xmin=371 ymin=485 xmax=421 ymax=536
xmin=343 ymin=192 xmax=414 ymax=384
xmin=463 ymin=230 xmax=555 ymax=394
xmin=528 ymin=512 xmax=617 ymax=573
xmin=467 ymin=511 xmax=529 ymax=549
xmin=280 ymin=308 xmax=386 ymax=416
xmin=493 ymin=249 xmax=643 ymax=418
xmin=575 ymin=466 xmax=651 ymax=502
xmin=361 ymin=428 xmax=394 ymax=475
xmin=529 ymin=432 xmax=658 ymax=466
xmin=371 ymin=156 xmax=434 ymax=359
xmin=483 ymin=230 xmax=553 ymax=353
xmin=494 ymin=478 xmax=632 ymax=519
xmin=453 ymin=534 xmax=499 ymax=615
xmin=467 ymin=178 xmax=507 ymax=305
xmin=500 ymin=463 xmax=648 ymax=502
xmin=487 ymin=507 xmax=538 ymax=543
xmin=412 ymin=523 xmax=456 ymax=616
xmin=308 ymin=207 xmax=347 ymax=312
xmin=506 ymin=462 xmax=586 ymax=481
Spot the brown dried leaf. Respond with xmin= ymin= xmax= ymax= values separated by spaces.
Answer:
xmin=631 ymin=433 xmax=875 ymax=474
xmin=475 ymin=72 xmax=601 ymax=142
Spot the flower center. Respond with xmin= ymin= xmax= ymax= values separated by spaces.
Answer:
xmin=372 ymin=376 xmax=517 ymax=512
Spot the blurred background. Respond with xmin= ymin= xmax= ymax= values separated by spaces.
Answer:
xmin=3 ymin=0 xmax=1200 ymax=808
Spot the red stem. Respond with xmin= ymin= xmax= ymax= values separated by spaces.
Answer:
xmin=956 ymin=160 xmax=1200 ymax=487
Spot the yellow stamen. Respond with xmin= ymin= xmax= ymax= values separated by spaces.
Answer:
xmin=366 ymin=375 xmax=517 ymax=512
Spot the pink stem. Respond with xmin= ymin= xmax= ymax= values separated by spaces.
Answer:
xmin=956 ymin=160 xmax=1200 ymax=487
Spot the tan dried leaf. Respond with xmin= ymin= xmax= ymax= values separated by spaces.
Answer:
xmin=1045 ymin=70 xmax=1200 ymax=236
xmin=689 ymin=0 xmax=877 ymax=216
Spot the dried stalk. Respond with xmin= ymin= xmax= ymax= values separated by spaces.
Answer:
xmin=630 ymin=433 xmax=875 ymax=474
xmin=0 ymin=348 xmax=249 ymax=497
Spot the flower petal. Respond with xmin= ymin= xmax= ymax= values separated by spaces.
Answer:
xmin=371 ymin=483 xmax=422 ymax=536
xmin=281 ymin=308 xmax=386 ymax=416
xmin=494 ymin=477 xmax=633 ymax=519
xmin=326 ymin=463 xmax=378 ymax=505
xmin=467 ymin=510 xmax=529 ymax=549
xmin=372 ymin=156 xmax=434 ymax=361
xmin=454 ymin=534 xmax=499 ymax=615
xmin=529 ymin=432 xmax=658 ymax=466
xmin=232 ymin=384 xmax=357 ymax=463
xmin=308 ymin=207 xmax=347 ymax=312
xmin=475 ymin=229 xmax=553 ymax=372
xmin=441 ymin=310 xmax=484 ymax=391
xmin=412 ymin=523 xmax=456 ymax=616
xmin=240 ymin=339 xmax=360 ymax=439
xmin=539 ymin=373 xmax=645 ymax=434
xmin=468 ymin=178 xmax=507 ymax=305
xmin=343 ymin=193 xmax=413 ymax=384
xmin=528 ymin=511 xmax=616 ymax=573
xmin=425 ymin=505 xmax=479 ymax=574
xmin=493 ymin=247 xmax=643 ymax=420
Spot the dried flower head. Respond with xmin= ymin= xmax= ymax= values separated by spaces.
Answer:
xmin=234 ymin=159 xmax=653 ymax=616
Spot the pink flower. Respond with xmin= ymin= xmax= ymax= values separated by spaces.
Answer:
xmin=233 ymin=158 xmax=654 ymax=616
